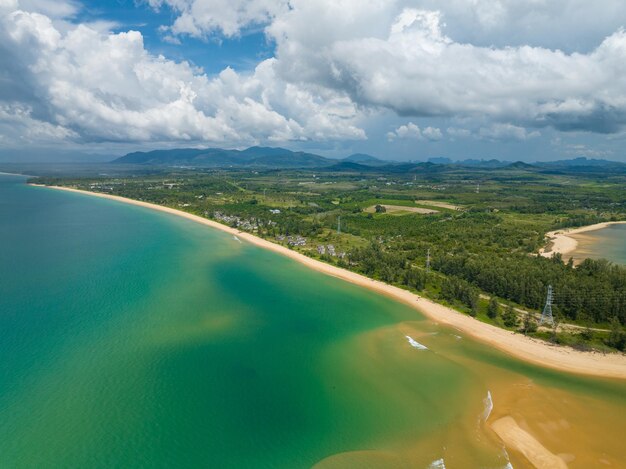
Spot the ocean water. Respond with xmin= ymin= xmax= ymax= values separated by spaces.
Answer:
xmin=1 ymin=174 xmax=625 ymax=468
xmin=573 ymin=223 xmax=626 ymax=265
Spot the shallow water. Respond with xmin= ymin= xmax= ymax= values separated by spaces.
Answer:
xmin=570 ymin=223 xmax=626 ymax=265
xmin=1 ymin=174 xmax=625 ymax=468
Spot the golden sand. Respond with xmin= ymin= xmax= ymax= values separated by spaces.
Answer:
xmin=491 ymin=417 xmax=567 ymax=468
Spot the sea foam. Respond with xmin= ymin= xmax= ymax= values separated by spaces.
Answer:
xmin=428 ymin=458 xmax=446 ymax=469
xmin=405 ymin=335 xmax=428 ymax=350
xmin=482 ymin=390 xmax=493 ymax=422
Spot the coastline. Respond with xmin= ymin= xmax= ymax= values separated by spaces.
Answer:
xmin=33 ymin=184 xmax=626 ymax=380
xmin=539 ymin=221 xmax=626 ymax=260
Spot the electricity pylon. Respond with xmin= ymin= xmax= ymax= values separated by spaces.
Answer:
xmin=540 ymin=285 xmax=554 ymax=326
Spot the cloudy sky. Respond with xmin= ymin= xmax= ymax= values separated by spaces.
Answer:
xmin=1 ymin=0 xmax=626 ymax=162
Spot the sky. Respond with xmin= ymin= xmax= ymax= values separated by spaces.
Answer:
xmin=1 ymin=0 xmax=626 ymax=162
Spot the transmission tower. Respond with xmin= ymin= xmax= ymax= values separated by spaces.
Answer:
xmin=426 ymin=248 xmax=431 ymax=273
xmin=476 ymin=182 xmax=480 ymax=194
xmin=337 ymin=216 xmax=341 ymax=234
xmin=540 ymin=285 xmax=554 ymax=326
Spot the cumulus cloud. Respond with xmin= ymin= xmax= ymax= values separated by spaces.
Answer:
xmin=148 ymin=0 xmax=290 ymax=37
xmin=0 ymin=103 xmax=77 ymax=145
xmin=446 ymin=127 xmax=471 ymax=139
xmin=479 ymin=124 xmax=540 ymax=141
xmin=387 ymin=122 xmax=442 ymax=141
xmin=4 ymin=0 xmax=626 ymax=153
xmin=156 ymin=0 xmax=626 ymax=52
xmin=0 ymin=1 xmax=365 ymax=147
xmin=267 ymin=2 xmax=626 ymax=135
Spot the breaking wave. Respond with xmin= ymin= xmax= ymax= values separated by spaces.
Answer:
xmin=428 ymin=458 xmax=446 ymax=469
xmin=483 ymin=390 xmax=493 ymax=422
xmin=405 ymin=335 xmax=428 ymax=350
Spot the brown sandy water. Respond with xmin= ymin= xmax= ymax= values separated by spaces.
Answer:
xmin=314 ymin=319 xmax=626 ymax=468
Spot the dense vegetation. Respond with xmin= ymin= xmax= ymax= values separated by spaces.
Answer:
xmin=32 ymin=162 xmax=626 ymax=351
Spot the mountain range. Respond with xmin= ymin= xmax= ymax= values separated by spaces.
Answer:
xmin=112 ymin=147 xmax=626 ymax=172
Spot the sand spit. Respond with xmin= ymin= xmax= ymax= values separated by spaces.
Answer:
xmin=540 ymin=221 xmax=626 ymax=259
xmin=491 ymin=416 xmax=567 ymax=469
xmin=33 ymin=185 xmax=626 ymax=379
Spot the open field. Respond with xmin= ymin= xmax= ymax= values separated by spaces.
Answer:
xmin=415 ymin=199 xmax=464 ymax=210
xmin=364 ymin=204 xmax=438 ymax=214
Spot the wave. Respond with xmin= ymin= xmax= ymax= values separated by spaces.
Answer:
xmin=483 ymin=390 xmax=493 ymax=422
xmin=428 ymin=458 xmax=445 ymax=469
xmin=405 ymin=335 xmax=428 ymax=350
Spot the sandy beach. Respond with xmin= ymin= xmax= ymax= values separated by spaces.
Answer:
xmin=540 ymin=221 xmax=626 ymax=259
xmin=33 ymin=185 xmax=626 ymax=380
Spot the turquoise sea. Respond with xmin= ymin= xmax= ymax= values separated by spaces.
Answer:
xmin=1 ymin=174 xmax=625 ymax=468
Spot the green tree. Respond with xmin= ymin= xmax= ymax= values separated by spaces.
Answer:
xmin=522 ymin=311 xmax=537 ymax=335
xmin=487 ymin=297 xmax=500 ymax=320
xmin=607 ymin=317 xmax=626 ymax=351
xmin=502 ymin=305 xmax=518 ymax=328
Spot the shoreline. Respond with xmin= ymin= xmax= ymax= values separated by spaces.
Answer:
xmin=32 ymin=184 xmax=626 ymax=380
xmin=539 ymin=221 xmax=626 ymax=260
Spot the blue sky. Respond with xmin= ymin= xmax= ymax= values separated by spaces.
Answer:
xmin=1 ymin=0 xmax=626 ymax=162
xmin=76 ymin=1 xmax=274 ymax=74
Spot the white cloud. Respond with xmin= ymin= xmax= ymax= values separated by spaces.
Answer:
xmin=15 ymin=0 xmax=79 ymax=18
xmin=422 ymin=126 xmax=443 ymax=140
xmin=263 ymin=2 xmax=626 ymax=135
xmin=446 ymin=127 xmax=471 ymax=138
xmin=0 ymin=103 xmax=77 ymax=144
xmin=387 ymin=122 xmax=441 ymax=141
xmin=0 ymin=1 xmax=365 ymax=147
xmin=148 ymin=0 xmax=290 ymax=37
xmin=479 ymin=124 xmax=540 ymax=141
xmin=156 ymin=0 xmax=626 ymax=52
xmin=4 ymin=0 xmax=626 ymax=154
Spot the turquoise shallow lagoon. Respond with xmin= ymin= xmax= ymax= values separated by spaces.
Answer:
xmin=1 ymin=174 xmax=625 ymax=468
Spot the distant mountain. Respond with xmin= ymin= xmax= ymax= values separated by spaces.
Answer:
xmin=536 ymin=157 xmax=626 ymax=168
xmin=113 ymin=146 xmax=331 ymax=168
xmin=505 ymin=161 xmax=536 ymax=170
xmin=456 ymin=159 xmax=509 ymax=168
xmin=112 ymin=147 xmax=626 ymax=172
xmin=427 ymin=157 xmax=453 ymax=165
xmin=534 ymin=157 xmax=626 ymax=174
xmin=342 ymin=153 xmax=387 ymax=166
xmin=322 ymin=161 xmax=380 ymax=172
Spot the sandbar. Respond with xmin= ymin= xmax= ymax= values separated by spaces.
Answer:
xmin=491 ymin=416 xmax=567 ymax=469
